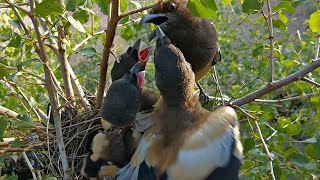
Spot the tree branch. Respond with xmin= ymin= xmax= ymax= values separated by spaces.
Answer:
xmin=0 ymin=105 xmax=19 ymax=118
xmin=22 ymin=152 xmax=37 ymax=180
xmin=232 ymin=59 xmax=320 ymax=106
xmin=301 ymin=77 xmax=320 ymax=88
xmin=3 ymin=0 xmax=31 ymax=16
xmin=29 ymin=0 xmax=70 ymax=178
xmin=96 ymin=0 xmax=121 ymax=108
xmin=314 ymin=35 xmax=320 ymax=61
xmin=119 ymin=1 xmax=160 ymax=18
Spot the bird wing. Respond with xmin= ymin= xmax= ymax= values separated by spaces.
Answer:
xmin=116 ymin=127 xmax=157 ymax=180
xmin=164 ymin=106 xmax=243 ymax=180
xmin=116 ymin=107 xmax=243 ymax=180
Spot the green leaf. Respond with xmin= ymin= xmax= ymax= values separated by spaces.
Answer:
xmin=285 ymin=124 xmax=299 ymax=136
xmin=0 ymin=66 xmax=11 ymax=78
xmin=7 ymin=175 xmax=18 ymax=180
xmin=65 ymin=0 xmax=86 ymax=11
xmin=17 ymin=114 xmax=33 ymax=123
xmin=0 ymin=117 xmax=8 ymax=141
xmin=8 ymin=33 xmax=22 ymax=48
xmin=0 ymin=28 xmax=13 ymax=41
xmin=187 ymin=0 xmax=217 ymax=18
xmin=80 ymin=47 xmax=98 ymax=58
xmin=243 ymin=138 xmax=255 ymax=153
xmin=16 ymin=58 xmax=39 ymax=71
xmin=273 ymin=19 xmax=287 ymax=29
xmin=304 ymin=144 xmax=317 ymax=159
xmin=120 ymin=0 xmax=128 ymax=13
xmin=67 ymin=16 xmax=86 ymax=33
xmin=272 ymin=1 xmax=294 ymax=14
xmin=222 ymin=0 xmax=232 ymax=6
xmin=305 ymin=162 xmax=318 ymax=171
xmin=284 ymin=147 xmax=296 ymax=158
xmin=281 ymin=60 xmax=300 ymax=67
xmin=121 ymin=25 xmax=135 ymax=41
xmin=8 ymin=20 xmax=22 ymax=30
xmin=242 ymin=0 xmax=261 ymax=14
xmin=34 ymin=0 xmax=64 ymax=17
xmin=10 ymin=139 xmax=24 ymax=148
xmin=309 ymin=11 xmax=320 ymax=33
xmin=288 ymin=152 xmax=309 ymax=168
xmin=252 ymin=45 xmax=267 ymax=57
xmin=73 ymin=10 xmax=90 ymax=24
xmin=120 ymin=16 xmax=129 ymax=24
xmin=0 ymin=84 xmax=7 ymax=97
xmin=97 ymin=0 xmax=109 ymax=15
xmin=277 ymin=116 xmax=291 ymax=128
xmin=279 ymin=11 xmax=288 ymax=24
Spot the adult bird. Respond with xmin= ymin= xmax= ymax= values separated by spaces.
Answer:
xmin=115 ymin=26 xmax=242 ymax=180
xmin=140 ymin=0 xmax=221 ymax=104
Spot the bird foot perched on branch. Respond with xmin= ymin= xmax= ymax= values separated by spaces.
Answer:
xmin=197 ymin=82 xmax=210 ymax=105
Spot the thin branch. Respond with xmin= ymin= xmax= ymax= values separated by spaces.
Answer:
xmin=314 ymin=35 xmax=320 ymax=61
xmin=22 ymin=152 xmax=37 ymax=180
xmin=233 ymin=106 xmax=275 ymax=180
xmin=29 ymin=0 xmax=70 ymax=178
xmin=254 ymin=92 xmax=320 ymax=103
xmin=301 ymin=77 xmax=320 ymax=87
xmin=0 ymin=142 xmax=46 ymax=155
xmin=232 ymin=59 xmax=320 ymax=106
xmin=263 ymin=0 xmax=275 ymax=83
xmin=3 ymin=0 xmax=31 ymax=16
xmin=119 ymin=1 xmax=161 ymax=18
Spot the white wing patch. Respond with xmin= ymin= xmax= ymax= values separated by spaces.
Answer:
xmin=167 ymin=128 xmax=235 ymax=180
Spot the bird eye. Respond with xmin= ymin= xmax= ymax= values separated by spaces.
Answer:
xmin=167 ymin=3 xmax=176 ymax=12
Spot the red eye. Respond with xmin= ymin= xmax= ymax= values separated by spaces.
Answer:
xmin=167 ymin=2 xmax=176 ymax=12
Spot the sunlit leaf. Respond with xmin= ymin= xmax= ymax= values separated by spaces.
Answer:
xmin=187 ymin=0 xmax=217 ymax=18
xmin=309 ymin=11 xmax=320 ymax=33
xmin=222 ymin=0 xmax=232 ymax=6
xmin=279 ymin=11 xmax=288 ymax=24
xmin=120 ymin=16 xmax=129 ymax=24
xmin=285 ymin=124 xmax=299 ymax=136
xmin=120 ymin=0 xmax=128 ymax=13
xmin=67 ymin=16 xmax=86 ymax=33
xmin=121 ymin=25 xmax=135 ymax=41
xmin=34 ymin=0 xmax=64 ymax=17
xmin=273 ymin=19 xmax=287 ymax=29
xmin=281 ymin=60 xmax=300 ymax=67
xmin=305 ymin=144 xmax=317 ymax=159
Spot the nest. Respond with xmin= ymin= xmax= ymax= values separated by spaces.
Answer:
xmin=1 ymin=105 xmax=104 ymax=179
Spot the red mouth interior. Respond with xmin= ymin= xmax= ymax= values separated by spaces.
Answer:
xmin=139 ymin=46 xmax=152 ymax=62
xmin=137 ymin=71 xmax=145 ymax=90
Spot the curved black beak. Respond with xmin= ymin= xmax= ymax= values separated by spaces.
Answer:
xmin=140 ymin=14 xmax=169 ymax=26
xmin=129 ymin=39 xmax=141 ymax=55
xmin=140 ymin=14 xmax=169 ymax=42
xmin=155 ymin=25 xmax=171 ymax=46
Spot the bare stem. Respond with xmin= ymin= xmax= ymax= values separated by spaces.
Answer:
xmin=301 ymin=77 xmax=320 ymax=87
xmin=233 ymin=106 xmax=275 ymax=180
xmin=314 ymin=35 xmax=320 ymax=61
xmin=0 ymin=105 xmax=19 ymax=118
xmin=22 ymin=152 xmax=37 ymax=180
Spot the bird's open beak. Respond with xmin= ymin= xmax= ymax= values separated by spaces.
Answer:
xmin=130 ymin=39 xmax=141 ymax=55
xmin=140 ymin=14 xmax=169 ymax=42
xmin=137 ymin=46 xmax=152 ymax=90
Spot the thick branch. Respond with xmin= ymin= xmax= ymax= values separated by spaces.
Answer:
xmin=0 ymin=105 xmax=19 ymax=118
xmin=96 ymin=0 xmax=121 ymax=108
xmin=58 ymin=28 xmax=74 ymax=103
xmin=232 ymin=59 xmax=320 ymax=106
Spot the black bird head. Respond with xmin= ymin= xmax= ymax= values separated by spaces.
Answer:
xmin=111 ymin=39 xmax=152 ymax=82
xmin=154 ymin=25 xmax=195 ymax=105
xmin=100 ymin=45 xmax=152 ymax=127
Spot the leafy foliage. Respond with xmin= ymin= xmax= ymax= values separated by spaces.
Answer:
xmin=0 ymin=0 xmax=319 ymax=178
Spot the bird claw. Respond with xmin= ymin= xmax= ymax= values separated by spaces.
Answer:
xmin=199 ymin=91 xmax=210 ymax=105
